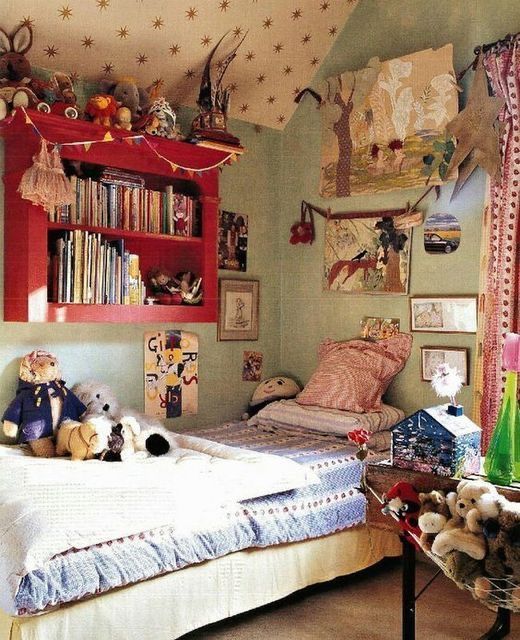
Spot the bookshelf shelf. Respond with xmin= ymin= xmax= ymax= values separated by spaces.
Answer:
xmin=2 ymin=109 xmax=235 ymax=323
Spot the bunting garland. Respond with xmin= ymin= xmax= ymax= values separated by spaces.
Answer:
xmin=14 ymin=107 xmax=238 ymax=174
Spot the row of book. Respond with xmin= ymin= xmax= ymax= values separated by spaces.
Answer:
xmin=50 ymin=174 xmax=200 ymax=237
xmin=48 ymin=230 xmax=145 ymax=305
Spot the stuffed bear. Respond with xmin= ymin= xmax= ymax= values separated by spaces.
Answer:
xmin=71 ymin=379 xmax=172 ymax=457
xmin=56 ymin=415 xmax=112 ymax=461
xmin=243 ymin=376 xmax=301 ymax=419
xmin=2 ymin=350 xmax=86 ymax=457
xmin=100 ymin=78 xmax=149 ymax=123
xmin=98 ymin=416 xmax=141 ymax=462
xmin=381 ymin=481 xmax=423 ymax=549
xmin=417 ymin=489 xmax=451 ymax=551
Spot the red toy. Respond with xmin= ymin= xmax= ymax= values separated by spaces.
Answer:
xmin=85 ymin=94 xmax=118 ymax=127
xmin=381 ymin=481 xmax=422 ymax=549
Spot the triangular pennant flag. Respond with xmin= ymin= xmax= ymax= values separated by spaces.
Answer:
xmin=134 ymin=137 xmax=142 ymax=145
xmin=169 ymin=162 xmax=178 ymax=173
xmin=24 ymin=112 xmax=32 ymax=124
xmin=124 ymin=137 xmax=134 ymax=145
xmin=84 ymin=142 xmax=92 ymax=151
xmin=187 ymin=170 xmax=194 ymax=178
xmin=103 ymin=132 xmax=113 ymax=142
xmin=230 ymin=154 xmax=238 ymax=163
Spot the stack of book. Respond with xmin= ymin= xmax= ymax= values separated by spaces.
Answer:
xmin=51 ymin=172 xmax=199 ymax=237
xmin=48 ymin=230 xmax=145 ymax=305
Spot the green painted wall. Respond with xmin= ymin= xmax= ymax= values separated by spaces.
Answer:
xmin=279 ymin=0 xmax=520 ymax=415
xmin=0 ymin=117 xmax=282 ymax=437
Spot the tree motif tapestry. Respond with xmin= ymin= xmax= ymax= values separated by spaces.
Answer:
xmin=319 ymin=44 xmax=458 ymax=198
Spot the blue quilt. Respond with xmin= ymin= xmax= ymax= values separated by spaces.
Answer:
xmin=15 ymin=422 xmax=365 ymax=615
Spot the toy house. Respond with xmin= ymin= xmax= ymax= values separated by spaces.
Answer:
xmin=391 ymin=405 xmax=481 ymax=477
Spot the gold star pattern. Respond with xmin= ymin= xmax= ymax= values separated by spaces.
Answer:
xmin=169 ymin=44 xmax=181 ymax=56
xmin=152 ymin=78 xmax=164 ymax=91
xmin=328 ymin=25 xmax=338 ymax=36
xmin=152 ymin=17 xmax=164 ymax=29
xmin=136 ymin=53 xmax=148 ymax=65
xmin=301 ymin=33 xmax=311 ymax=45
xmin=446 ymin=57 xmax=505 ymax=197
xmin=256 ymin=74 xmax=266 ymax=84
xmin=291 ymin=8 xmax=302 ymax=19
xmin=201 ymin=35 xmax=212 ymax=47
xmin=96 ymin=0 xmax=110 ymax=10
xmin=102 ymin=62 xmax=114 ymax=74
xmin=239 ymin=104 xmax=249 ymax=113
xmin=320 ymin=1 xmax=330 ymax=11
xmin=81 ymin=36 xmax=94 ymax=49
xmin=186 ymin=7 xmax=198 ymax=20
xmin=232 ymin=26 xmax=243 ymax=38
xmin=219 ymin=0 xmax=230 ymax=10
xmin=310 ymin=56 xmax=320 ymax=66
xmin=277 ymin=114 xmax=286 ymax=124
xmin=20 ymin=16 xmax=34 ymax=28
xmin=283 ymin=66 xmax=293 ymax=75
xmin=58 ymin=5 xmax=73 ymax=20
xmin=267 ymin=95 xmax=276 ymax=104
xmin=69 ymin=71 xmax=79 ymax=83
xmin=117 ymin=26 xmax=130 ymax=39
xmin=293 ymin=86 xmax=301 ymax=96
xmin=44 ymin=45 xmax=59 ymax=58
xmin=263 ymin=17 xmax=273 ymax=29
xmin=184 ymin=69 xmax=196 ymax=79
xmin=273 ymin=43 xmax=284 ymax=53
xmin=228 ymin=82 xmax=238 ymax=93
xmin=245 ymin=51 xmax=255 ymax=61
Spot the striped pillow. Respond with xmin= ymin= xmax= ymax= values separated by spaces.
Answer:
xmin=296 ymin=333 xmax=412 ymax=413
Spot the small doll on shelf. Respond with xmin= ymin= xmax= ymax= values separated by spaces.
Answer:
xmin=148 ymin=267 xmax=183 ymax=305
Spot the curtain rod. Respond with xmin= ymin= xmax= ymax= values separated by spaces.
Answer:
xmin=474 ymin=31 xmax=520 ymax=55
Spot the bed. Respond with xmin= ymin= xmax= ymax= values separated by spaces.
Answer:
xmin=0 ymin=409 xmax=403 ymax=640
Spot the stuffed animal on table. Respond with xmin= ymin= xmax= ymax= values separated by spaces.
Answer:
xmin=55 ymin=415 xmax=112 ymax=461
xmin=381 ymin=481 xmax=422 ymax=549
xmin=2 ymin=350 xmax=86 ymax=457
xmin=71 ymin=379 xmax=172 ymax=457
xmin=243 ymin=376 xmax=301 ymax=419
xmin=98 ymin=416 xmax=141 ymax=462
xmin=84 ymin=94 xmax=118 ymax=127
xmin=417 ymin=489 xmax=451 ymax=551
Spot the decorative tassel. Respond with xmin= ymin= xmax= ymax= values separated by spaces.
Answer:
xmin=17 ymin=139 xmax=74 ymax=213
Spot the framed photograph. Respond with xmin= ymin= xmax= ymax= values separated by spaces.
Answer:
xmin=421 ymin=346 xmax=469 ymax=384
xmin=410 ymin=296 xmax=477 ymax=333
xmin=218 ymin=279 xmax=259 ymax=341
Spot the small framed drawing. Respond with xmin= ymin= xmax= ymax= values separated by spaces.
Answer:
xmin=218 ymin=279 xmax=259 ymax=341
xmin=410 ymin=296 xmax=477 ymax=333
xmin=421 ymin=346 xmax=469 ymax=384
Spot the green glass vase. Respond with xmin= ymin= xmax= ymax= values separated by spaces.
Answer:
xmin=484 ymin=370 xmax=519 ymax=486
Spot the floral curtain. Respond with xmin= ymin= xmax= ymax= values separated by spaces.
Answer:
xmin=475 ymin=41 xmax=520 ymax=449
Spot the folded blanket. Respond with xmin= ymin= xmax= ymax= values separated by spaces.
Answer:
xmin=0 ymin=434 xmax=317 ymax=615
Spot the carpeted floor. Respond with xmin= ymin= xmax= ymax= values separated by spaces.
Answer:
xmin=182 ymin=557 xmax=518 ymax=639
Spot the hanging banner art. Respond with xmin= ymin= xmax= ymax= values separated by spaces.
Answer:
xmin=319 ymin=44 xmax=458 ymax=198
xmin=144 ymin=330 xmax=199 ymax=418
xmin=324 ymin=213 xmax=411 ymax=295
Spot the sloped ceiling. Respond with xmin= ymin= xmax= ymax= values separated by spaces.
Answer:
xmin=3 ymin=0 xmax=358 ymax=130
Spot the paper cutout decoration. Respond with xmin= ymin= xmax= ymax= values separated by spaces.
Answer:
xmin=319 ymin=45 xmax=458 ymax=197
xmin=144 ymin=330 xmax=198 ymax=418
xmin=424 ymin=213 xmax=461 ymax=254
xmin=242 ymin=351 xmax=263 ymax=382
xmin=445 ymin=55 xmax=505 ymax=199
xmin=360 ymin=317 xmax=400 ymax=340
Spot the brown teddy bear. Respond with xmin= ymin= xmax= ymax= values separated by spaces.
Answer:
xmin=417 ymin=490 xmax=451 ymax=551
xmin=56 ymin=415 xmax=112 ymax=461
xmin=2 ymin=350 xmax=86 ymax=457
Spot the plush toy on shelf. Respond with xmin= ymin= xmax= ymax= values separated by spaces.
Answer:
xmin=36 ymin=71 xmax=79 ymax=119
xmin=84 ymin=94 xmax=118 ymax=127
xmin=381 ymin=481 xmax=423 ymax=549
xmin=114 ymin=106 xmax=132 ymax=130
xmin=2 ymin=350 xmax=87 ymax=457
xmin=148 ymin=267 xmax=183 ymax=305
xmin=100 ymin=77 xmax=149 ymax=123
xmin=55 ymin=415 xmax=112 ymax=461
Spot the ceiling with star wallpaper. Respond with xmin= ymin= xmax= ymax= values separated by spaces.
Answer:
xmin=4 ymin=0 xmax=359 ymax=130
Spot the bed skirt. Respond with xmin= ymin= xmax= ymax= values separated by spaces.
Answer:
xmin=1 ymin=526 xmax=400 ymax=640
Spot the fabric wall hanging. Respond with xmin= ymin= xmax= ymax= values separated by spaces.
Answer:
xmin=144 ymin=330 xmax=199 ymax=418
xmin=324 ymin=210 xmax=412 ymax=294
xmin=319 ymin=44 xmax=458 ymax=198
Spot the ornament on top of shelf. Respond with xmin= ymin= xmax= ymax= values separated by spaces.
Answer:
xmin=431 ymin=362 xmax=464 ymax=416
xmin=138 ymin=97 xmax=182 ymax=140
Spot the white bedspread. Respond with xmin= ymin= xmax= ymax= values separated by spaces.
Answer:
xmin=0 ymin=434 xmax=317 ymax=615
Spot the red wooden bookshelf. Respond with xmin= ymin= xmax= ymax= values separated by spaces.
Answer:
xmin=1 ymin=109 xmax=239 ymax=323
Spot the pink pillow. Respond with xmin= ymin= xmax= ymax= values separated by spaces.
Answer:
xmin=296 ymin=333 xmax=412 ymax=413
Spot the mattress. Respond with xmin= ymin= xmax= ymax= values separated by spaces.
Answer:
xmin=11 ymin=421 xmax=368 ymax=616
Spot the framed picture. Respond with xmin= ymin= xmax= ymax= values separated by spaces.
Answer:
xmin=218 ymin=210 xmax=248 ymax=272
xmin=410 ymin=296 xmax=477 ymax=333
xmin=421 ymin=346 xmax=469 ymax=384
xmin=360 ymin=316 xmax=400 ymax=340
xmin=218 ymin=279 xmax=259 ymax=341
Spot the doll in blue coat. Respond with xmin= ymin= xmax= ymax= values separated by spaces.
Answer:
xmin=2 ymin=350 xmax=86 ymax=457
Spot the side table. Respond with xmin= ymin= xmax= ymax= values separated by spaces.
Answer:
xmin=366 ymin=460 xmax=520 ymax=640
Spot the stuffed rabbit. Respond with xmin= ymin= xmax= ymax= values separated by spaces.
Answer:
xmin=0 ymin=24 xmax=40 ymax=120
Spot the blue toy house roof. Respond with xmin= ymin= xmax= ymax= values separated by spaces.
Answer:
xmin=391 ymin=405 xmax=481 ymax=438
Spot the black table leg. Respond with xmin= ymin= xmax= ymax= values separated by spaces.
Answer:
xmin=478 ymin=607 xmax=511 ymax=640
xmin=402 ymin=536 xmax=416 ymax=640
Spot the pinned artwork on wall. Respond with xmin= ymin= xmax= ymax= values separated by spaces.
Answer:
xmin=360 ymin=317 xmax=400 ymax=340
xmin=218 ymin=210 xmax=248 ymax=272
xmin=421 ymin=346 xmax=469 ymax=384
xmin=319 ymin=44 xmax=458 ymax=198
xmin=424 ymin=213 xmax=461 ymax=254
xmin=144 ymin=330 xmax=199 ymax=418
xmin=410 ymin=297 xmax=477 ymax=333
xmin=324 ymin=212 xmax=411 ymax=294
xmin=242 ymin=351 xmax=263 ymax=382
